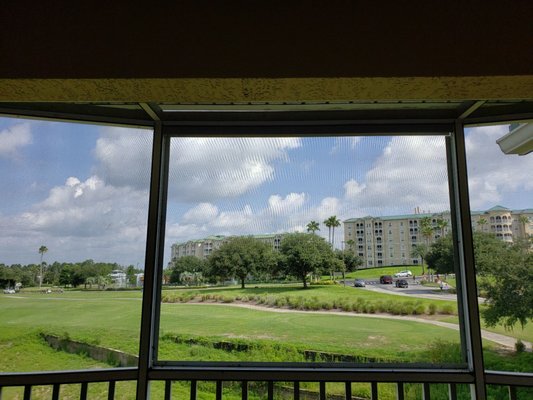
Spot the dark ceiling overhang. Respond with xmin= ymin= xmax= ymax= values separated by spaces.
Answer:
xmin=1 ymin=100 xmax=533 ymax=128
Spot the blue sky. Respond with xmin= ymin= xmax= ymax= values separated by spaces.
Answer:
xmin=0 ymin=116 xmax=531 ymax=267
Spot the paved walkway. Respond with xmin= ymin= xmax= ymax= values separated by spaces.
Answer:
xmin=184 ymin=302 xmax=532 ymax=351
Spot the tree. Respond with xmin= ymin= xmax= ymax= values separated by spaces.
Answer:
xmin=280 ymin=232 xmax=336 ymax=288
xmin=306 ymin=220 xmax=320 ymax=234
xmin=345 ymin=239 xmax=355 ymax=253
xmin=335 ymin=249 xmax=363 ymax=283
xmin=170 ymin=256 xmax=206 ymax=285
xmin=479 ymin=236 xmax=533 ymax=329
xmin=38 ymin=245 xmax=48 ymax=289
xmin=324 ymin=216 xmax=341 ymax=248
xmin=426 ymin=231 xmax=533 ymax=329
xmin=477 ymin=217 xmax=487 ymax=233
xmin=426 ymin=235 xmax=454 ymax=274
xmin=435 ymin=218 xmax=448 ymax=237
xmin=420 ymin=217 xmax=434 ymax=245
xmin=518 ymin=215 xmax=530 ymax=237
xmin=411 ymin=243 xmax=429 ymax=275
xmin=208 ymin=237 xmax=276 ymax=288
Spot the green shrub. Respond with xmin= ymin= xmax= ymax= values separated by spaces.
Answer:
xmin=413 ymin=302 xmax=426 ymax=315
xmin=515 ymin=339 xmax=526 ymax=353
xmin=428 ymin=303 xmax=437 ymax=315
xmin=274 ymin=297 xmax=287 ymax=307
xmin=440 ymin=304 xmax=455 ymax=315
xmin=426 ymin=340 xmax=462 ymax=364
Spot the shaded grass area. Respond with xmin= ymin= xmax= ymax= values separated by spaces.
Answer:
xmin=162 ymin=284 xmax=458 ymax=315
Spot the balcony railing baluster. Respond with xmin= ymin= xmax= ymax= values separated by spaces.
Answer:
xmin=345 ymin=381 xmax=351 ymax=400
xmin=423 ymin=382 xmax=431 ymax=400
xmin=80 ymin=382 xmax=88 ymax=400
xmin=448 ymin=383 xmax=457 ymax=400
xmin=508 ymin=386 xmax=517 ymax=400
xmin=268 ymin=381 xmax=274 ymax=400
xmin=23 ymin=384 xmax=31 ymax=400
xmin=107 ymin=381 xmax=115 ymax=400
xmin=319 ymin=381 xmax=326 ymax=400
xmin=52 ymin=383 xmax=60 ymax=400
xmin=216 ymin=380 xmax=222 ymax=400
xmin=164 ymin=380 xmax=172 ymax=400
xmin=396 ymin=382 xmax=404 ymax=400
xmin=190 ymin=379 xmax=197 ymax=400
xmin=371 ymin=382 xmax=378 ymax=400
xmin=241 ymin=380 xmax=248 ymax=400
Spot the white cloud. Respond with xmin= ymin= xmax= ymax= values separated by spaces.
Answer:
xmin=465 ymin=125 xmax=533 ymax=209
xmin=0 ymin=175 xmax=149 ymax=265
xmin=267 ymin=192 xmax=306 ymax=215
xmin=182 ymin=203 xmax=219 ymax=224
xmin=344 ymin=179 xmax=366 ymax=199
xmin=94 ymin=126 xmax=153 ymax=189
xmin=330 ymin=137 xmax=362 ymax=154
xmin=0 ymin=123 xmax=32 ymax=158
xmin=342 ymin=136 xmax=449 ymax=214
xmin=168 ymin=137 xmax=301 ymax=202
xmin=96 ymin=130 xmax=301 ymax=203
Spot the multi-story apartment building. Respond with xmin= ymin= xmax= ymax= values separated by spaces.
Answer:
xmin=344 ymin=206 xmax=531 ymax=268
xmin=170 ymin=233 xmax=285 ymax=263
xmin=470 ymin=206 xmax=532 ymax=242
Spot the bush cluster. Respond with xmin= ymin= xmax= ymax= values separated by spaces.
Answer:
xmin=161 ymin=291 xmax=457 ymax=316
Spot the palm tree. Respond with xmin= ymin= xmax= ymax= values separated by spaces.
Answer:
xmin=324 ymin=216 xmax=341 ymax=249
xmin=518 ymin=215 xmax=530 ymax=237
xmin=435 ymin=218 xmax=448 ymax=237
xmin=306 ymin=221 xmax=320 ymax=234
xmin=477 ymin=217 xmax=487 ymax=233
xmin=346 ymin=239 xmax=355 ymax=253
xmin=420 ymin=217 xmax=434 ymax=246
xmin=324 ymin=218 xmax=333 ymax=244
xmin=411 ymin=243 xmax=429 ymax=276
xmin=38 ymin=245 xmax=48 ymax=289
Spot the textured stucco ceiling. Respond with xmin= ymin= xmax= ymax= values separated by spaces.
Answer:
xmin=2 ymin=76 xmax=533 ymax=103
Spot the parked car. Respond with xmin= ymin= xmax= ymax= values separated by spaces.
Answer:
xmin=395 ymin=279 xmax=409 ymax=288
xmin=393 ymin=270 xmax=413 ymax=278
xmin=353 ymin=279 xmax=366 ymax=287
xmin=379 ymin=275 xmax=393 ymax=284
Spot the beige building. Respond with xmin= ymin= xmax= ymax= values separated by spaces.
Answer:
xmin=170 ymin=234 xmax=285 ymax=263
xmin=470 ymin=205 xmax=532 ymax=242
xmin=344 ymin=206 xmax=531 ymax=268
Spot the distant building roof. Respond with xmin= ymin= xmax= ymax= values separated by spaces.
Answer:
xmin=487 ymin=205 xmax=511 ymax=212
xmin=344 ymin=206 xmax=530 ymax=223
xmin=344 ymin=212 xmax=448 ymax=223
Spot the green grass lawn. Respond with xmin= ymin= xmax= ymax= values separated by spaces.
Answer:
xmin=2 ymin=288 xmax=532 ymax=399
xmin=1 ymin=290 xmax=460 ymax=363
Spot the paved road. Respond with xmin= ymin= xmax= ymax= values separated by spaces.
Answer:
xmin=345 ymin=279 xmax=485 ymax=302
